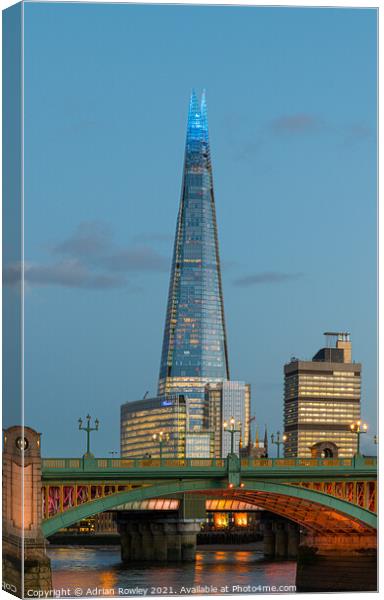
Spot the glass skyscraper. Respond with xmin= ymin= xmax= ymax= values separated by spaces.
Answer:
xmin=158 ymin=91 xmax=230 ymax=431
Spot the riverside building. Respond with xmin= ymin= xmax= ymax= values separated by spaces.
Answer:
xmin=284 ymin=332 xmax=361 ymax=458
xmin=120 ymin=395 xmax=187 ymax=458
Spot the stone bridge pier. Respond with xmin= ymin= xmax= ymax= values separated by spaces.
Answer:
xmin=116 ymin=493 xmax=204 ymax=563
xmin=2 ymin=426 xmax=52 ymax=597
xmin=296 ymin=531 xmax=377 ymax=592
xmin=262 ymin=519 xmax=300 ymax=559
xmin=117 ymin=518 xmax=201 ymax=563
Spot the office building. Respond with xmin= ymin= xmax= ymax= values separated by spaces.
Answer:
xmin=158 ymin=91 xmax=230 ymax=431
xmin=185 ymin=432 xmax=214 ymax=458
xmin=206 ymin=381 xmax=250 ymax=457
xmin=120 ymin=395 xmax=187 ymax=458
xmin=284 ymin=332 xmax=361 ymax=458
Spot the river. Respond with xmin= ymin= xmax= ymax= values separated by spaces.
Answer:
xmin=48 ymin=545 xmax=297 ymax=596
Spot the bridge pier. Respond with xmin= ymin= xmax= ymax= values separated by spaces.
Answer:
xmin=286 ymin=523 xmax=299 ymax=558
xmin=150 ymin=522 xmax=168 ymax=561
xmin=139 ymin=523 xmax=154 ymax=561
xmin=164 ymin=522 xmax=182 ymax=561
xmin=273 ymin=522 xmax=288 ymax=558
xmin=296 ymin=532 xmax=377 ymax=592
xmin=178 ymin=520 xmax=200 ymax=561
xmin=117 ymin=516 xmax=201 ymax=563
xmin=262 ymin=519 xmax=299 ymax=559
xmin=2 ymin=427 xmax=52 ymax=597
xmin=262 ymin=521 xmax=275 ymax=558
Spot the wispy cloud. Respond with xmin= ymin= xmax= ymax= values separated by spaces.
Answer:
xmin=101 ymin=247 xmax=169 ymax=272
xmin=270 ymin=114 xmax=323 ymax=135
xmin=4 ymin=259 xmax=132 ymax=290
xmin=233 ymin=271 xmax=304 ymax=287
xmin=26 ymin=260 xmax=128 ymax=290
xmin=52 ymin=221 xmax=113 ymax=258
xmin=4 ymin=221 xmax=169 ymax=291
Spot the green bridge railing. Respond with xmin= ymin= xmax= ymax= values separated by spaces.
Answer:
xmin=42 ymin=456 xmax=377 ymax=471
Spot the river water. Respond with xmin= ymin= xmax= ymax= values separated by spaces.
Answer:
xmin=48 ymin=546 xmax=297 ymax=596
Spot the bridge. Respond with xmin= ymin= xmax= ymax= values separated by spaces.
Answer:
xmin=2 ymin=426 xmax=378 ymax=595
xmin=41 ymin=454 xmax=377 ymax=537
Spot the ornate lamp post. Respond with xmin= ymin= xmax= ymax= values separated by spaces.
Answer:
xmin=223 ymin=417 xmax=242 ymax=455
xmin=152 ymin=431 xmax=169 ymax=462
xmin=271 ymin=431 xmax=287 ymax=458
xmin=350 ymin=420 xmax=368 ymax=456
xmin=78 ymin=415 xmax=99 ymax=457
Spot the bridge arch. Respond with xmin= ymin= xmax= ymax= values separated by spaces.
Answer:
xmin=42 ymin=479 xmax=377 ymax=537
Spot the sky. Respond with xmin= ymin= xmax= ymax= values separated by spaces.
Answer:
xmin=14 ymin=2 xmax=377 ymax=456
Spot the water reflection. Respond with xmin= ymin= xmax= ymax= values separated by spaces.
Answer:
xmin=48 ymin=546 xmax=296 ymax=595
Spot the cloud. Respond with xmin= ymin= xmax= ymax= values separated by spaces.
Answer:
xmin=270 ymin=114 xmax=323 ymax=134
xmin=53 ymin=221 xmax=113 ymax=257
xmin=4 ymin=260 xmax=128 ymax=290
xmin=4 ymin=221 xmax=169 ymax=291
xmin=25 ymin=260 xmax=127 ymax=290
xmin=101 ymin=246 xmax=169 ymax=273
xmin=233 ymin=271 xmax=304 ymax=287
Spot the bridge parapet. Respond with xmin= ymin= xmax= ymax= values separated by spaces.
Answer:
xmin=42 ymin=455 xmax=376 ymax=472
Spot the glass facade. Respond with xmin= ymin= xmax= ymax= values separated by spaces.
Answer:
xmin=206 ymin=381 xmax=250 ymax=457
xmin=120 ymin=395 xmax=187 ymax=458
xmin=284 ymin=337 xmax=361 ymax=458
xmin=185 ymin=432 xmax=214 ymax=458
xmin=158 ymin=91 xmax=229 ymax=431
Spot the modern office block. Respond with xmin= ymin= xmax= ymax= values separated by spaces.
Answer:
xmin=206 ymin=381 xmax=251 ymax=457
xmin=120 ymin=395 xmax=187 ymax=458
xmin=284 ymin=333 xmax=361 ymax=458
xmin=185 ymin=432 xmax=214 ymax=458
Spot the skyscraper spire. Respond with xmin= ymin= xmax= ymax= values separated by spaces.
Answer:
xmin=200 ymin=89 xmax=209 ymax=146
xmin=158 ymin=91 xmax=229 ymax=431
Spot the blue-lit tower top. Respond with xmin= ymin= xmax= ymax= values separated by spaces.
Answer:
xmin=158 ymin=90 xmax=230 ymax=430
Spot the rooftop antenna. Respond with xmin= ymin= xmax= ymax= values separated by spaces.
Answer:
xmin=324 ymin=332 xmax=350 ymax=344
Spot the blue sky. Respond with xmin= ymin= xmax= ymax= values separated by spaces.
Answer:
xmin=19 ymin=2 xmax=377 ymax=456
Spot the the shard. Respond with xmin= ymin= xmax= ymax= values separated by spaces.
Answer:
xmin=158 ymin=90 xmax=230 ymax=431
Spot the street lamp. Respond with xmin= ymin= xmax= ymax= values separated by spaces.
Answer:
xmin=152 ymin=431 xmax=169 ymax=462
xmin=350 ymin=420 xmax=368 ymax=456
xmin=223 ymin=417 xmax=242 ymax=455
xmin=271 ymin=431 xmax=287 ymax=458
xmin=78 ymin=415 xmax=99 ymax=457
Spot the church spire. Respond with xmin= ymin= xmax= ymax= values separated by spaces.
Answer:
xmin=264 ymin=425 xmax=269 ymax=457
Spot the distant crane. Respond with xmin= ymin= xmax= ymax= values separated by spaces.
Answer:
xmin=143 ymin=391 xmax=149 ymax=400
